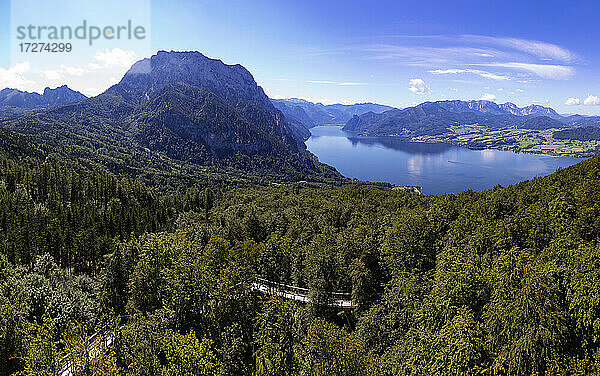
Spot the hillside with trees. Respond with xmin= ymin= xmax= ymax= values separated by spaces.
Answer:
xmin=2 ymin=50 xmax=600 ymax=376
xmin=2 ymin=118 xmax=600 ymax=374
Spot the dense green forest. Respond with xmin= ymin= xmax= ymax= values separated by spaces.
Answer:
xmin=2 ymin=123 xmax=600 ymax=375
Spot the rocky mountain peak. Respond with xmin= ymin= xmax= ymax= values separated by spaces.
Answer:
xmin=117 ymin=50 xmax=271 ymax=108
xmin=42 ymin=85 xmax=86 ymax=106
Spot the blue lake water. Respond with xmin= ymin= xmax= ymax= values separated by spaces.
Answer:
xmin=306 ymin=126 xmax=585 ymax=195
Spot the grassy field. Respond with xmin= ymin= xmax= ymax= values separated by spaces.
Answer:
xmin=410 ymin=124 xmax=599 ymax=157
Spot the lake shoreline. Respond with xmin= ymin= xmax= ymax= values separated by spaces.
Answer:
xmin=352 ymin=134 xmax=595 ymax=158
xmin=342 ymin=128 xmax=598 ymax=158
xmin=306 ymin=126 xmax=585 ymax=195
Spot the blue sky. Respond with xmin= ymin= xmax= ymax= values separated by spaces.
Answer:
xmin=2 ymin=0 xmax=600 ymax=114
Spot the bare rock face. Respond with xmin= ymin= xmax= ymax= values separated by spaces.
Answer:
xmin=117 ymin=50 xmax=272 ymax=109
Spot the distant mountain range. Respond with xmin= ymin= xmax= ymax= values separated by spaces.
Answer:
xmin=3 ymin=54 xmax=600 ymax=181
xmin=0 ymin=85 xmax=86 ymax=117
xmin=344 ymin=100 xmax=600 ymax=137
xmin=271 ymin=98 xmax=395 ymax=129
xmin=425 ymin=100 xmax=561 ymax=119
xmin=0 ymin=51 xmax=343 ymax=184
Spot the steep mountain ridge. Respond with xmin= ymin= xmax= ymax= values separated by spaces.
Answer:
xmin=0 ymin=85 xmax=86 ymax=117
xmin=0 ymin=51 xmax=343 ymax=184
xmin=116 ymin=51 xmax=272 ymax=108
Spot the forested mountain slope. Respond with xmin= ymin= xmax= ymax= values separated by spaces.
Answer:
xmin=0 ymin=51 xmax=344 ymax=185
xmin=2 ymin=114 xmax=600 ymax=374
xmin=1 ymin=49 xmax=600 ymax=376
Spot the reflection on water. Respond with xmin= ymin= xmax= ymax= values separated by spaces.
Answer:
xmin=306 ymin=126 xmax=585 ymax=195
xmin=346 ymin=136 xmax=453 ymax=154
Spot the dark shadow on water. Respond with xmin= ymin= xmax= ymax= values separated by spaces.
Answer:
xmin=308 ymin=126 xmax=453 ymax=155
xmin=346 ymin=136 xmax=453 ymax=155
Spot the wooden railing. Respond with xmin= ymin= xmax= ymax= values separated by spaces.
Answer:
xmin=251 ymin=278 xmax=354 ymax=310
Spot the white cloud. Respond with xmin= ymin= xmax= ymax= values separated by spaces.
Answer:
xmin=429 ymin=68 xmax=510 ymax=81
xmin=408 ymin=78 xmax=430 ymax=95
xmin=450 ymin=87 xmax=458 ymax=92
xmin=87 ymin=63 xmax=103 ymax=70
xmin=0 ymin=62 xmax=34 ymax=89
xmin=0 ymin=48 xmax=141 ymax=95
xmin=481 ymin=62 xmax=574 ymax=79
xmin=60 ymin=64 xmax=85 ymax=76
xmin=37 ymin=64 xmax=85 ymax=83
xmin=583 ymin=95 xmax=600 ymax=106
xmin=516 ymin=89 xmax=524 ymax=92
xmin=38 ymin=69 xmax=62 ymax=81
xmin=565 ymin=97 xmax=581 ymax=106
xmin=93 ymin=48 xmax=138 ymax=69
xmin=480 ymin=93 xmax=496 ymax=101
xmin=497 ymin=88 xmax=503 ymax=91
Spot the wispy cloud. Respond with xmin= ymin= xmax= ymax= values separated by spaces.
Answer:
xmin=362 ymin=44 xmax=503 ymax=66
xmin=307 ymin=80 xmax=367 ymax=86
xmin=459 ymin=35 xmax=576 ymax=62
xmin=381 ymin=34 xmax=576 ymax=62
xmin=429 ymin=68 xmax=510 ymax=81
xmin=478 ymin=62 xmax=574 ymax=79
xmin=311 ymin=34 xmax=577 ymax=84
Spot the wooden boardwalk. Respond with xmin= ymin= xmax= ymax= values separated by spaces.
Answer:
xmin=250 ymin=278 xmax=354 ymax=310
xmin=60 ymin=278 xmax=354 ymax=373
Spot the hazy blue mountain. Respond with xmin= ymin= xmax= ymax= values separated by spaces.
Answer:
xmin=271 ymin=98 xmax=396 ymax=128
xmin=271 ymin=100 xmax=317 ymax=128
xmin=564 ymin=115 xmax=600 ymax=127
xmin=421 ymin=100 xmax=562 ymax=119
xmin=0 ymin=85 xmax=86 ymax=117
xmin=343 ymin=101 xmax=569 ymax=136
xmin=0 ymin=51 xmax=343 ymax=183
